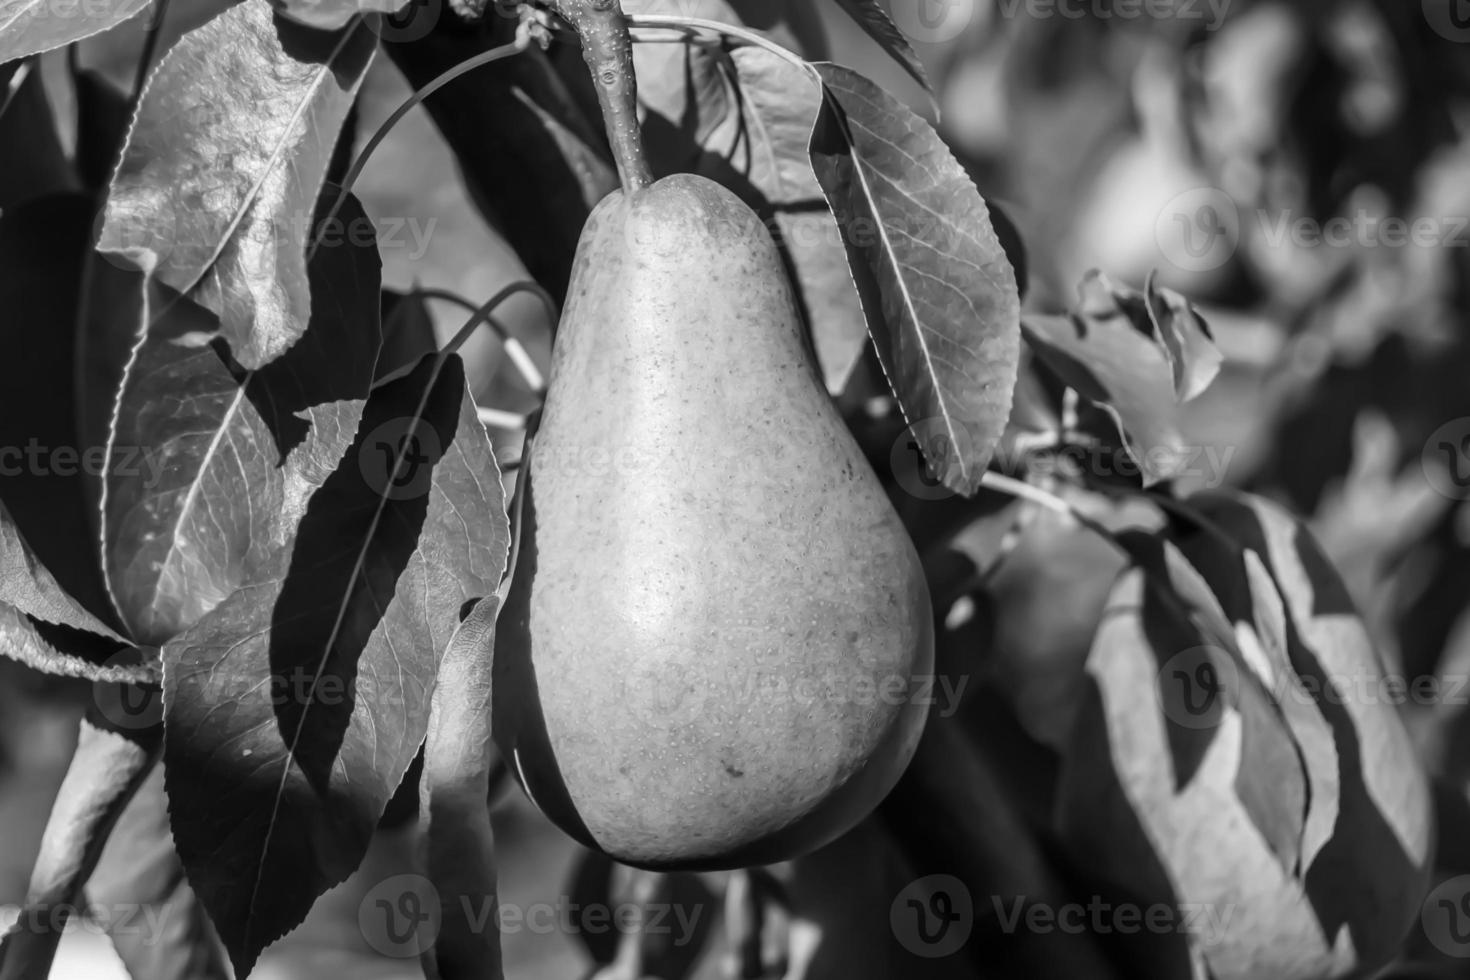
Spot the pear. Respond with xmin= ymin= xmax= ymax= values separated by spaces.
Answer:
xmin=493 ymin=173 xmax=934 ymax=870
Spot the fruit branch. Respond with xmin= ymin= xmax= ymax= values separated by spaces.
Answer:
xmin=540 ymin=0 xmax=652 ymax=193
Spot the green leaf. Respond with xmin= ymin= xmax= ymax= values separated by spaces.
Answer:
xmin=824 ymin=0 xmax=932 ymax=103
xmin=98 ymin=0 xmax=376 ymax=369
xmin=1174 ymin=490 xmax=1433 ymax=967
xmin=101 ymin=192 xmax=383 ymax=646
xmin=1054 ymin=494 xmax=1434 ymax=979
xmin=809 ymin=63 xmax=1020 ymax=495
xmin=161 ymin=352 xmax=509 ymax=978
xmin=0 ymin=501 xmax=144 ymax=682
xmin=0 ymin=0 xmax=150 ymax=63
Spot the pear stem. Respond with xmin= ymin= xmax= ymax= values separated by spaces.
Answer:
xmin=543 ymin=0 xmax=652 ymax=194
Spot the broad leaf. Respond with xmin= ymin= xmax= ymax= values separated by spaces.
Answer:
xmin=102 ymin=192 xmax=382 ymax=646
xmin=1111 ymin=531 xmax=1310 ymax=859
xmin=0 ymin=502 xmax=145 ymax=682
xmin=419 ymin=594 xmax=504 ymax=979
xmin=98 ymin=0 xmax=376 ymax=369
xmin=0 ymin=0 xmax=150 ymax=63
xmin=824 ymin=0 xmax=932 ymax=102
xmin=1054 ymin=498 xmax=1433 ymax=980
xmin=0 ymin=194 xmax=131 ymax=632
xmin=714 ymin=46 xmax=866 ymax=393
xmin=86 ymin=764 xmax=229 ymax=980
xmin=1173 ymin=491 xmax=1432 ymax=966
xmin=809 ymin=63 xmax=1020 ymax=495
xmin=162 ymin=352 xmax=508 ymax=977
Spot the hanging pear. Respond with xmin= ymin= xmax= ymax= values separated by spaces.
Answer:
xmin=493 ymin=173 xmax=934 ymax=870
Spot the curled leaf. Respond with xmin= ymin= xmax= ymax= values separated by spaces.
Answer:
xmin=0 ymin=502 xmax=145 ymax=683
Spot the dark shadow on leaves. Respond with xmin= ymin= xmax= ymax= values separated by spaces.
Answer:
xmin=267 ymin=355 xmax=462 ymax=793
